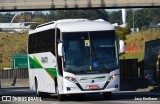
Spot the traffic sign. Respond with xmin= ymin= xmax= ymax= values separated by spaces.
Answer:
xmin=12 ymin=54 xmax=28 ymax=69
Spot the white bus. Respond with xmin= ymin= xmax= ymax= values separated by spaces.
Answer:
xmin=28 ymin=19 xmax=124 ymax=101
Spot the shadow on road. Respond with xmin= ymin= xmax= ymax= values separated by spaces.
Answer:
xmin=47 ymin=92 xmax=160 ymax=102
xmin=0 ymin=87 xmax=159 ymax=101
xmin=150 ymin=85 xmax=160 ymax=92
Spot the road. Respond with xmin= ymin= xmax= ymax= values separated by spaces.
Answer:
xmin=0 ymin=87 xmax=160 ymax=104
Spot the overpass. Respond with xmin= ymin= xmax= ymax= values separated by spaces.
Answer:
xmin=0 ymin=0 xmax=160 ymax=11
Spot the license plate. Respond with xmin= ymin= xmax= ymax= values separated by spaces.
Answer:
xmin=88 ymin=85 xmax=99 ymax=89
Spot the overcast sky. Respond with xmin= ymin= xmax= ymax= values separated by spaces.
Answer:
xmin=105 ymin=9 xmax=121 ymax=12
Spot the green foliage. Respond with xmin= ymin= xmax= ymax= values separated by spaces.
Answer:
xmin=125 ymin=30 xmax=160 ymax=52
xmin=30 ymin=23 xmax=38 ymax=30
xmin=141 ymin=26 xmax=148 ymax=31
xmin=108 ymin=11 xmax=122 ymax=24
xmin=49 ymin=10 xmax=109 ymax=21
xmin=127 ymin=9 xmax=149 ymax=29
xmin=0 ymin=12 xmax=14 ymax=23
xmin=143 ymin=8 xmax=160 ymax=26
xmin=108 ymin=8 xmax=160 ymax=30
xmin=0 ymin=8 xmax=160 ymax=30
xmin=120 ymin=52 xmax=144 ymax=62
xmin=116 ymin=27 xmax=131 ymax=40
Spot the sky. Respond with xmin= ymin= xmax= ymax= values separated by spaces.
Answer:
xmin=105 ymin=9 xmax=121 ymax=12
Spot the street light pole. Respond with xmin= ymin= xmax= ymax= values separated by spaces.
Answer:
xmin=133 ymin=8 xmax=135 ymax=35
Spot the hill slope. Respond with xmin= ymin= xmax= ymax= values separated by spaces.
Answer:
xmin=121 ymin=30 xmax=160 ymax=61
xmin=0 ymin=32 xmax=27 ymax=69
xmin=125 ymin=30 xmax=160 ymax=53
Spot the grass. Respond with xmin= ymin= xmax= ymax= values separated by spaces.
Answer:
xmin=119 ymin=52 xmax=144 ymax=62
xmin=122 ymin=29 xmax=160 ymax=62
xmin=125 ymin=29 xmax=160 ymax=51
xmin=0 ymin=32 xmax=27 ymax=69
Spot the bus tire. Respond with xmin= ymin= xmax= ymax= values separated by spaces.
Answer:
xmin=43 ymin=92 xmax=50 ymax=98
xmin=103 ymin=92 xmax=112 ymax=100
xmin=56 ymin=86 xmax=66 ymax=101
xmin=35 ymin=79 xmax=43 ymax=97
xmin=58 ymin=94 xmax=66 ymax=101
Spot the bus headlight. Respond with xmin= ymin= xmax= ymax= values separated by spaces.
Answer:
xmin=65 ymin=76 xmax=78 ymax=83
xmin=107 ymin=74 xmax=119 ymax=82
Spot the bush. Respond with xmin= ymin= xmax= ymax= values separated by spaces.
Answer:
xmin=116 ymin=27 xmax=131 ymax=40
xmin=30 ymin=23 xmax=38 ymax=30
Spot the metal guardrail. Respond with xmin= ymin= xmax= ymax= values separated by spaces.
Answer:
xmin=0 ymin=69 xmax=28 ymax=79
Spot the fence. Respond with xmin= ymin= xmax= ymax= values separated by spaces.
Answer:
xmin=0 ymin=69 xmax=28 ymax=79
xmin=120 ymin=59 xmax=138 ymax=78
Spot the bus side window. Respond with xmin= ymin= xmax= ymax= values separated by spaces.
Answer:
xmin=47 ymin=29 xmax=55 ymax=55
xmin=28 ymin=35 xmax=32 ymax=54
xmin=41 ymin=32 xmax=45 ymax=52
xmin=42 ymin=29 xmax=55 ymax=55
xmin=28 ymin=29 xmax=55 ymax=54
xmin=39 ymin=32 xmax=44 ymax=52
xmin=32 ymin=34 xmax=36 ymax=53
xmin=35 ymin=34 xmax=38 ymax=53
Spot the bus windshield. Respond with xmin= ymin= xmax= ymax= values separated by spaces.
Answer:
xmin=62 ymin=31 xmax=118 ymax=74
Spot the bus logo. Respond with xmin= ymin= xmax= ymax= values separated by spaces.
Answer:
xmin=41 ymin=57 xmax=48 ymax=64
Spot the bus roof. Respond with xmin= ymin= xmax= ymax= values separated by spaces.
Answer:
xmin=29 ymin=19 xmax=115 ymax=35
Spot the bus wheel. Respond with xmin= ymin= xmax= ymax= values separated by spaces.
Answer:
xmin=103 ymin=92 xmax=112 ymax=100
xmin=56 ymin=86 xmax=66 ymax=101
xmin=35 ymin=80 xmax=43 ymax=97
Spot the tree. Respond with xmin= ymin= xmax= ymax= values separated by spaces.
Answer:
xmin=145 ymin=8 xmax=160 ymax=27
xmin=108 ymin=10 xmax=122 ymax=24
xmin=116 ymin=27 xmax=131 ymax=40
xmin=127 ymin=9 xmax=149 ymax=29
xmin=0 ymin=12 xmax=14 ymax=23
xmin=30 ymin=23 xmax=38 ymax=30
xmin=49 ymin=9 xmax=109 ymax=21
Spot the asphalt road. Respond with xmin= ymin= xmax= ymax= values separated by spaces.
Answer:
xmin=0 ymin=87 xmax=160 ymax=104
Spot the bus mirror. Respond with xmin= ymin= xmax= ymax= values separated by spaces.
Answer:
xmin=58 ymin=43 xmax=64 ymax=57
xmin=119 ymin=40 xmax=125 ymax=54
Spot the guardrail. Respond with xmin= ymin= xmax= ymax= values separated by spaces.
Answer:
xmin=0 ymin=69 xmax=28 ymax=79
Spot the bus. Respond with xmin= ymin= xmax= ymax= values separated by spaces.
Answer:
xmin=28 ymin=19 xmax=125 ymax=101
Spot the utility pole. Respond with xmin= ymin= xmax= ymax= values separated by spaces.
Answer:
xmin=133 ymin=9 xmax=135 ymax=35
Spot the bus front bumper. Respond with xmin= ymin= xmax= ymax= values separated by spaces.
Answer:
xmin=62 ymin=76 xmax=119 ymax=94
